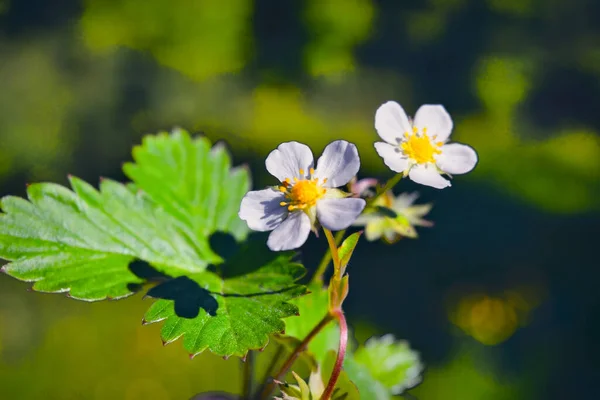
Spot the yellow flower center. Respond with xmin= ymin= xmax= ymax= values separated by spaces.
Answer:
xmin=401 ymin=127 xmax=443 ymax=164
xmin=291 ymin=180 xmax=322 ymax=205
xmin=279 ymin=168 xmax=326 ymax=211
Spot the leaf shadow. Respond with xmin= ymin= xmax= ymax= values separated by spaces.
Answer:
xmin=208 ymin=231 xmax=293 ymax=279
xmin=128 ymin=232 xmax=300 ymax=319
xmin=146 ymin=276 xmax=219 ymax=317
xmin=128 ymin=261 xmax=217 ymax=318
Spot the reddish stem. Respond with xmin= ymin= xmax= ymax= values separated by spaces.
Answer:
xmin=321 ymin=309 xmax=348 ymax=400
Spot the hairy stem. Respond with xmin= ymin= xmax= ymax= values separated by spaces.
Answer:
xmin=368 ymin=173 xmax=403 ymax=206
xmin=259 ymin=313 xmax=334 ymax=399
xmin=323 ymin=228 xmax=341 ymax=274
xmin=311 ymin=173 xmax=404 ymax=285
xmin=311 ymin=230 xmax=346 ymax=285
xmin=243 ymin=350 xmax=255 ymax=400
xmin=320 ymin=309 xmax=348 ymax=400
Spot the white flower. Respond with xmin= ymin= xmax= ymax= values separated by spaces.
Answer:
xmin=353 ymin=190 xmax=433 ymax=243
xmin=239 ymin=141 xmax=366 ymax=251
xmin=374 ymin=101 xmax=478 ymax=189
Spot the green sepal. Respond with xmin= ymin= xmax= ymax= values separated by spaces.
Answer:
xmin=337 ymin=232 xmax=362 ymax=275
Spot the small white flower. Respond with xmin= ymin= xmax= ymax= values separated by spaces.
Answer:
xmin=239 ymin=141 xmax=366 ymax=251
xmin=353 ymin=187 xmax=433 ymax=243
xmin=374 ymin=101 xmax=478 ymax=189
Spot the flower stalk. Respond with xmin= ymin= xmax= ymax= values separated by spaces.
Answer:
xmin=320 ymin=227 xmax=349 ymax=399
xmin=323 ymin=228 xmax=341 ymax=277
xmin=311 ymin=230 xmax=345 ymax=285
xmin=371 ymin=173 xmax=403 ymax=205
xmin=242 ymin=350 xmax=255 ymax=399
xmin=310 ymin=172 xmax=404 ymax=285
xmin=320 ymin=309 xmax=348 ymax=400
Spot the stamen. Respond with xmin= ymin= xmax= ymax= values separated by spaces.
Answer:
xmin=404 ymin=132 xmax=410 ymax=138
xmin=281 ymin=170 xmax=327 ymax=213
xmin=412 ymin=126 xmax=418 ymax=133
xmin=436 ymin=141 xmax=443 ymax=147
xmin=423 ymin=127 xmax=428 ymax=134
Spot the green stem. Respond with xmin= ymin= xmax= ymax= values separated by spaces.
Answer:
xmin=323 ymin=228 xmax=341 ymax=274
xmin=259 ymin=313 xmax=334 ymax=400
xmin=242 ymin=350 xmax=255 ymax=399
xmin=311 ymin=173 xmax=404 ymax=285
xmin=255 ymin=343 xmax=283 ymax=399
xmin=367 ymin=173 xmax=403 ymax=206
xmin=311 ymin=230 xmax=345 ymax=285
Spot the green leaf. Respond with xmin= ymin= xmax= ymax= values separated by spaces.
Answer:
xmin=279 ymin=286 xmax=340 ymax=365
xmin=0 ymin=131 xmax=250 ymax=301
xmin=123 ymin=128 xmax=250 ymax=242
xmin=276 ymin=371 xmax=307 ymax=400
xmin=337 ymin=232 xmax=362 ymax=273
xmin=143 ymin=256 xmax=308 ymax=358
xmin=353 ymin=334 xmax=424 ymax=395
xmin=343 ymin=355 xmax=390 ymax=400
xmin=0 ymin=177 xmax=218 ymax=300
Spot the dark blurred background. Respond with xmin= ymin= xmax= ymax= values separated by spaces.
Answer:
xmin=1 ymin=0 xmax=599 ymax=399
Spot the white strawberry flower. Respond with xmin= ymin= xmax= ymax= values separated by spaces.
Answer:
xmin=239 ymin=141 xmax=366 ymax=251
xmin=374 ymin=101 xmax=478 ymax=189
xmin=352 ymin=184 xmax=433 ymax=243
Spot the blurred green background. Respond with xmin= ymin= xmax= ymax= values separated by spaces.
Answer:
xmin=1 ymin=0 xmax=599 ymax=399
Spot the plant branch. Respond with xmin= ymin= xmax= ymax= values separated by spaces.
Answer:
xmin=320 ymin=309 xmax=348 ymax=400
xmin=242 ymin=350 xmax=255 ymax=399
xmin=311 ymin=173 xmax=404 ymax=285
xmin=323 ymin=228 xmax=341 ymax=275
xmin=254 ymin=343 xmax=284 ymax=399
xmin=259 ymin=313 xmax=334 ymax=399
xmin=311 ymin=230 xmax=345 ymax=285
xmin=367 ymin=172 xmax=403 ymax=206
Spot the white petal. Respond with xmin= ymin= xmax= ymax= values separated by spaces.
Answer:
xmin=375 ymin=101 xmax=412 ymax=144
xmin=267 ymin=211 xmax=311 ymax=251
xmin=316 ymin=198 xmax=366 ymax=231
xmin=374 ymin=142 xmax=409 ymax=173
xmin=413 ymin=105 xmax=453 ymax=142
xmin=408 ymin=164 xmax=451 ymax=189
xmin=238 ymin=189 xmax=287 ymax=231
xmin=314 ymin=140 xmax=360 ymax=188
xmin=352 ymin=212 xmax=379 ymax=227
xmin=393 ymin=192 xmax=420 ymax=210
xmin=364 ymin=219 xmax=385 ymax=241
xmin=437 ymin=143 xmax=478 ymax=174
xmin=265 ymin=141 xmax=314 ymax=182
